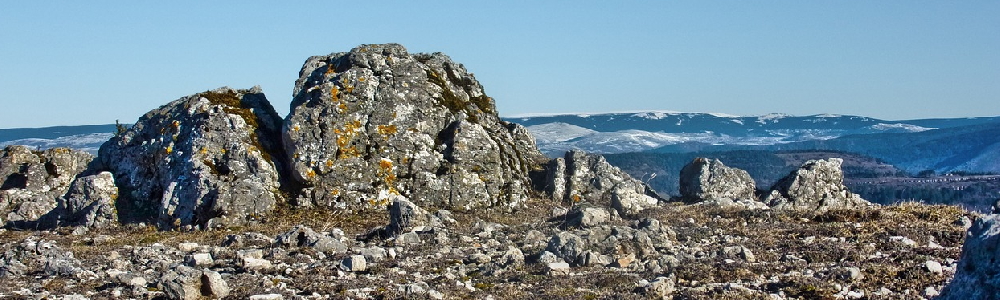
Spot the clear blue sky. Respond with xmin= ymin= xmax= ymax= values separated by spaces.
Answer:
xmin=1 ymin=1 xmax=998 ymax=128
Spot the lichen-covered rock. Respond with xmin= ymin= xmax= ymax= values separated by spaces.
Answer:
xmin=56 ymin=171 xmax=119 ymax=228
xmin=679 ymin=158 xmax=757 ymax=203
xmin=546 ymin=150 xmax=660 ymax=216
xmin=765 ymin=158 xmax=869 ymax=211
xmin=939 ymin=214 xmax=1000 ymax=299
xmin=0 ymin=146 xmax=93 ymax=227
xmin=99 ymin=86 xmax=285 ymax=229
xmin=283 ymin=43 xmax=546 ymax=212
xmin=544 ymin=224 xmax=673 ymax=268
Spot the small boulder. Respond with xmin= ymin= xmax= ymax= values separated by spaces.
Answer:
xmin=56 ymin=171 xmax=119 ymax=228
xmin=766 ymin=158 xmax=869 ymax=210
xmin=546 ymin=150 xmax=661 ymax=216
xmin=274 ymin=225 xmax=347 ymax=254
xmin=679 ymin=158 xmax=757 ymax=203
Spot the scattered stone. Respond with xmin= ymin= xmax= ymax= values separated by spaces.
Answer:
xmin=184 ymin=253 xmax=213 ymax=267
xmin=547 ymin=262 xmax=571 ymax=275
xmin=200 ymin=269 xmax=230 ymax=298
xmin=645 ymin=275 xmax=676 ymax=299
xmin=925 ymin=260 xmax=943 ymax=274
xmin=386 ymin=198 xmax=440 ymax=235
xmin=249 ymin=294 xmax=283 ymax=300
xmin=274 ymin=225 xmax=347 ymax=254
xmin=341 ymin=255 xmax=367 ymax=272
xmin=396 ymin=232 xmax=421 ymax=246
xmin=563 ymin=206 xmax=610 ymax=228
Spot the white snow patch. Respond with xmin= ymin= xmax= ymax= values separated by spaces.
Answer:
xmin=525 ymin=123 xmax=598 ymax=143
xmin=869 ymin=123 xmax=934 ymax=132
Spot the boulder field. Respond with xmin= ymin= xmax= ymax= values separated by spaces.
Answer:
xmin=0 ymin=43 xmax=994 ymax=299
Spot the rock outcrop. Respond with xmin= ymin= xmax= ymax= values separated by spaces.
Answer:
xmin=283 ymin=43 xmax=546 ymax=211
xmin=99 ymin=87 xmax=286 ymax=229
xmin=0 ymin=146 xmax=93 ymax=227
xmin=678 ymin=158 xmax=761 ymax=207
xmin=55 ymin=171 xmax=119 ymax=228
xmin=765 ymin=158 xmax=869 ymax=210
xmin=546 ymin=150 xmax=661 ymax=216
xmin=939 ymin=214 xmax=1000 ymax=299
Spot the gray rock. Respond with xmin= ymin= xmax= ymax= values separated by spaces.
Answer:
xmin=546 ymin=150 xmax=660 ymax=216
xmin=396 ymin=231 xmax=421 ymax=246
xmin=547 ymin=262 xmax=571 ymax=275
xmin=564 ymin=206 xmax=611 ymax=228
xmin=56 ymin=171 xmax=118 ymax=228
xmin=925 ymin=260 xmax=943 ymax=274
xmin=1 ymin=146 xmax=93 ymax=227
xmin=200 ymin=269 xmax=230 ymax=299
xmin=184 ymin=253 xmax=213 ymax=267
xmin=359 ymin=247 xmax=388 ymax=262
xmin=679 ymin=158 xmax=758 ymax=204
xmin=765 ymin=158 xmax=869 ymax=210
xmin=500 ymin=247 xmax=525 ymax=268
xmin=99 ymin=86 xmax=285 ymax=229
xmin=160 ymin=265 xmax=202 ymax=300
xmin=386 ymin=198 xmax=440 ymax=235
xmin=249 ymin=294 xmax=284 ymax=300
xmin=283 ymin=43 xmax=546 ymax=212
xmin=221 ymin=232 xmax=272 ymax=248
xmin=939 ymin=214 xmax=1000 ymax=299
xmin=537 ymin=251 xmax=562 ymax=264
xmin=341 ymin=255 xmax=367 ymax=272
xmin=546 ymin=232 xmax=585 ymax=266
xmin=274 ymin=225 xmax=347 ymax=254
xmin=645 ymin=275 xmax=676 ymax=299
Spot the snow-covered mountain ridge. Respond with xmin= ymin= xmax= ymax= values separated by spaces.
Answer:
xmin=504 ymin=111 xmax=1000 ymax=156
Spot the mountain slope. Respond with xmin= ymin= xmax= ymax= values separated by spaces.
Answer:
xmin=506 ymin=111 xmax=1000 ymax=157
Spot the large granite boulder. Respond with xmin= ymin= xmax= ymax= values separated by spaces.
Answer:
xmin=939 ymin=214 xmax=1000 ymax=299
xmin=283 ymin=43 xmax=546 ymax=211
xmin=765 ymin=158 xmax=869 ymax=210
xmin=678 ymin=158 xmax=757 ymax=203
xmin=0 ymin=146 xmax=93 ymax=227
xmin=99 ymin=87 xmax=286 ymax=229
xmin=546 ymin=150 xmax=660 ymax=216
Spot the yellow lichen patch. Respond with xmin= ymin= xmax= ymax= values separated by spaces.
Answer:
xmin=325 ymin=64 xmax=336 ymax=76
xmin=306 ymin=169 xmax=317 ymax=179
xmin=338 ymin=146 xmax=360 ymax=159
xmin=571 ymin=194 xmax=582 ymax=203
xmin=358 ymin=77 xmax=366 ymax=82
xmin=330 ymin=86 xmax=340 ymax=102
xmin=330 ymin=189 xmax=340 ymax=196
xmin=292 ymin=124 xmax=300 ymax=132
xmin=337 ymin=102 xmax=348 ymax=113
xmin=346 ymin=85 xmax=354 ymax=93
xmin=378 ymin=158 xmax=399 ymax=195
xmin=325 ymin=160 xmax=334 ymax=168
xmin=165 ymin=145 xmax=173 ymax=155
xmin=199 ymin=148 xmax=208 ymax=155
xmin=171 ymin=120 xmax=180 ymax=128
xmin=377 ymin=125 xmax=398 ymax=136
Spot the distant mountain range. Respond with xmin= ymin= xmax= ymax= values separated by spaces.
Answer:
xmin=0 ymin=124 xmax=116 ymax=154
xmin=504 ymin=111 xmax=1000 ymax=174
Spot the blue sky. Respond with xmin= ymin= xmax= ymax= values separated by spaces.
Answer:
xmin=1 ymin=1 xmax=998 ymax=128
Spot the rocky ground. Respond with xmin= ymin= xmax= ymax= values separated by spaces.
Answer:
xmin=0 ymin=43 xmax=989 ymax=300
xmin=0 ymin=198 xmax=971 ymax=299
